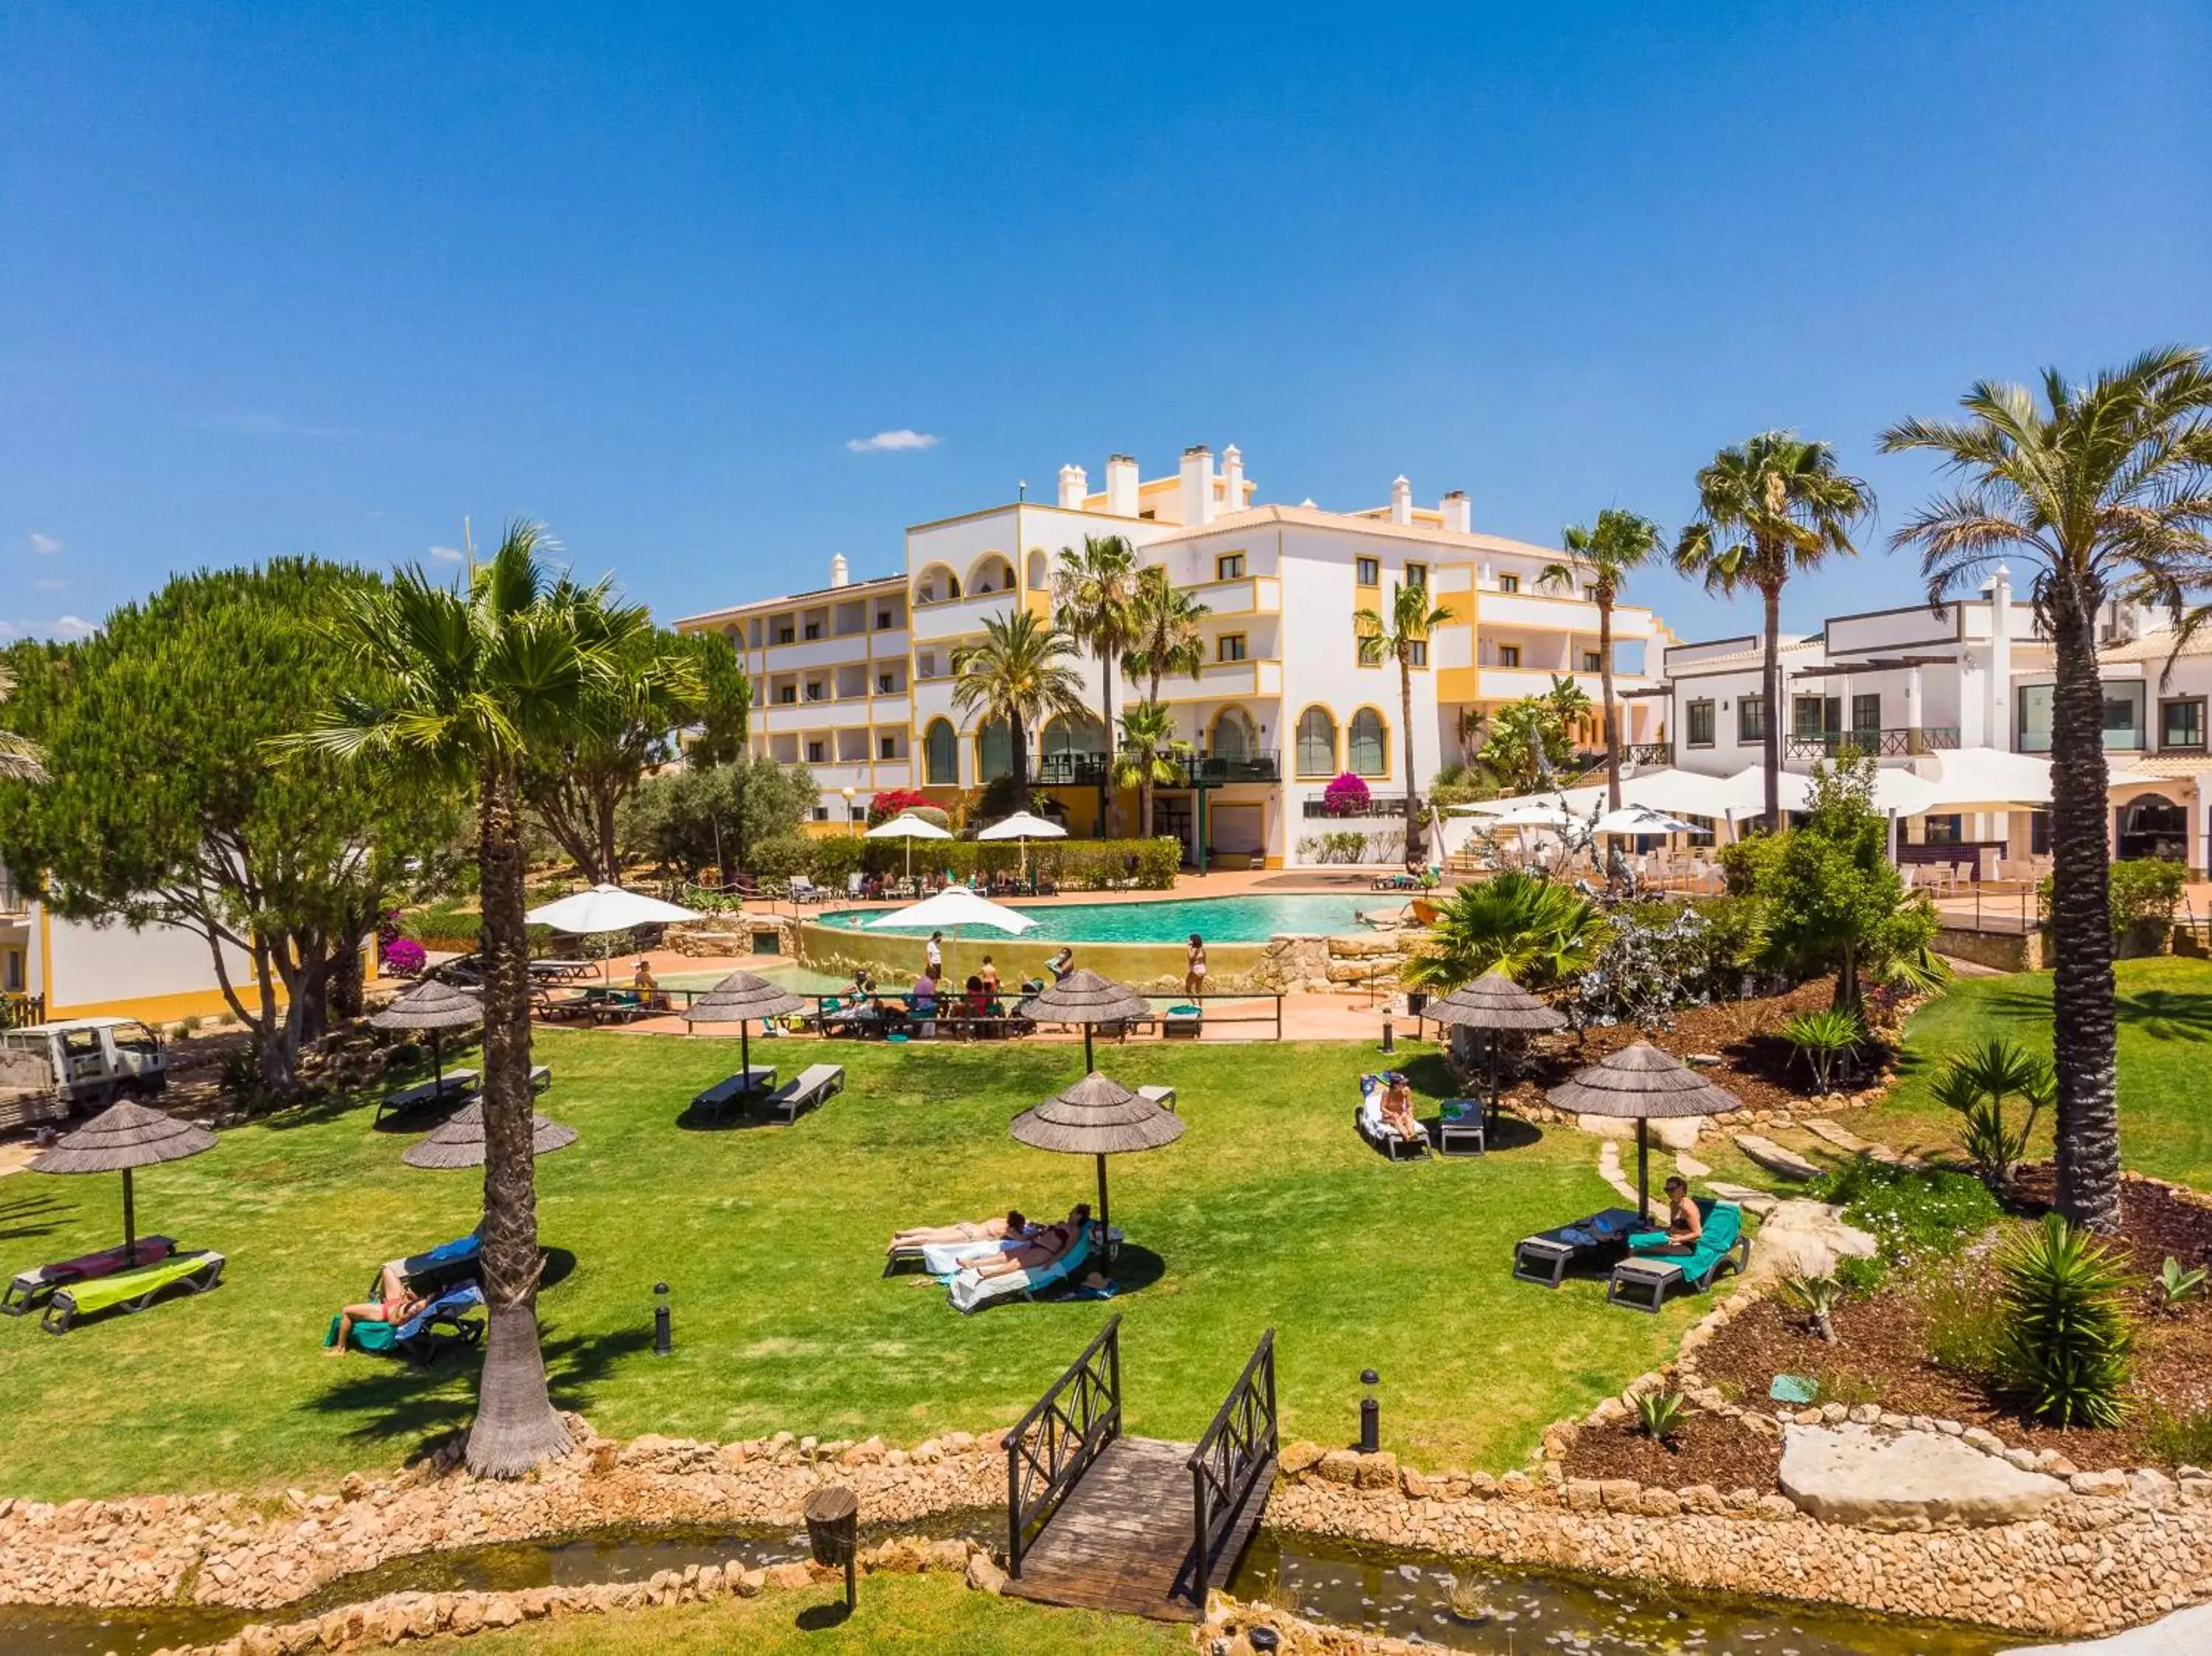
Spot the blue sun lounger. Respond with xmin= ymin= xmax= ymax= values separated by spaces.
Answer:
xmin=325 ymin=1282 xmax=486 ymax=1364
xmin=947 ymin=1225 xmax=1093 ymax=1314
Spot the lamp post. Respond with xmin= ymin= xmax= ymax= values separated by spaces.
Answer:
xmin=653 ymin=1281 xmax=672 ymax=1357
xmin=1359 ymin=1368 xmax=1380 ymax=1454
xmin=842 ymin=787 xmax=858 ymax=837
xmin=804 ymin=1486 xmax=859 ymax=1615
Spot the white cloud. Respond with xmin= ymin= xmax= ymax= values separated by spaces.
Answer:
xmin=32 ymin=579 xmax=66 ymax=592
xmin=27 ymin=532 xmax=61 ymax=555
xmin=846 ymin=428 xmax=941 ymax=454
xmin=52 ymin=616 xmax=96 ymax=640
xmin=428 ymin=545 xmax=464 ymax=563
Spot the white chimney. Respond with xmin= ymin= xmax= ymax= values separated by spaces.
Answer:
xmin=1389 ymin=475 xmax=1413 ymax=525
xmin=1105 ymin=453 xmax=1140 ymax=517
xmin=1179 ymin=445 xmax=1217 ymax=527
xmin=1220 ymin=445 xmax=1245 ymax=513
xmin=1057 ymin=464 xmax=1088 ymax=510
xmin=830 ymin=553 xmax=849 ymax=588
xmin=1441 ymin=490 xmax=1471 ymax=535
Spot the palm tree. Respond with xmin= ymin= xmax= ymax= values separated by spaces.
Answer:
xmin=1119 ymin=568 xmax=1209 ymax=706
xmin=1405 ymin=872 xmax=1605 ymax=991
xmin=1113 ymin=700 xmax=1186 ymax=839
xmin=1540 ymin=674 xmax=1593 ymax=759
xmin=1356 ymin=581 xmax=1455 ymax=869
xmin=1674 ymin=434 xmax=1876 ymax=829
xmin=1880 ymin=347 xmax=2212 ymax=1233
xmin=0 ymin=669 xmax=46 ymax=782
xmin=1546 ymin=509 xmax=1665 ymax=808
xmin=950 ymin=608 xmax=1088 ymax=795
xmin=293 ymin=523 xmax=684 ymax=1476
xmin=1052 ymin=536 xmax=1141 ymax=829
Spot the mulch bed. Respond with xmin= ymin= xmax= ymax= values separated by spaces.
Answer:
xmin=1561 ymin=1408 xmax=1782 ymax=1490
xmin=1691 ymin=1166 xmax=2212 ymax=1472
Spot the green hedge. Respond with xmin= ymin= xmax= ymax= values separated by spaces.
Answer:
xmin=399 ymin=904 xmax=556 ymax=953
xmin=787 ymin=835 xmax=1181 ymax=892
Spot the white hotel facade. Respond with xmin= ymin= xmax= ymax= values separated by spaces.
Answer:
xmin=676 ymin=444 xmax=1674 ymax=869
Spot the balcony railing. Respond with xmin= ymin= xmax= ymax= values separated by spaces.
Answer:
xmin=1032 ymin=750 xmax=1283 ymax=788
xmin=1620 ymin=741 xmax=1673 ymax=767
xmin=1784 ymin=726 xmax=1960 ymax=760
xmin=1303 ymin=793 xmax=1421 ymax=820
xmin=1034 ymin=752 xmax=1110 ymax=787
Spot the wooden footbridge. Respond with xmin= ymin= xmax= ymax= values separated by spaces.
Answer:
xmin=998 ymin=1316 xmax=1278 ymax=1623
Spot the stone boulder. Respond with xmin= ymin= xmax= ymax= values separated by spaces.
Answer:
xmin=1745 ymin=1200 xmax=1877 ymax=1281
xmin=1778 ymin=1424 xmax=2065 ymax=1527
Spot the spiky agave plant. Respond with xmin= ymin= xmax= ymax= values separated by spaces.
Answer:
xmin=1996 ymin=1214 xmax=2134 ymax=1429
xmin=1780 ymin=1006 xmax=1863 ymax=1093
xmin=1783 ymin=1273 xmax=1845 ymax=1343
xmin=1633 ymin=1388 xmax=1688 ymax=1446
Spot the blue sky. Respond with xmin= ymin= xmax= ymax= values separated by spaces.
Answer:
xmin=4 ymin=4 xmax=2207 ymax=645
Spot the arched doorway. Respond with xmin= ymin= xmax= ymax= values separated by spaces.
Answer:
xmin=1038 ymin=713 xmax=1108 ymax=784
xmin=923 ymin=718 xmax=959 ymax=786
xmin=2118 ymin=793 xmax=2189 ymax=863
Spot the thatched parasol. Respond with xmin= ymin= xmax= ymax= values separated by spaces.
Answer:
xmin=31 ymin=1099 xmax=217 ymax=1264
xmin=369 ymin=980 xmax=483 ymax=1097
xmin=1020 ymin=970 xmax=1151 ymax=1071
xmin=1424 ymin=970 xmax=1565 ymax=1122
xmin=402 ymin=1098 xmax=579 ymax=1169
xmin=1009 ymin=1071 xmax=1184 ymax=1238
xmin=681 ymin=970 xmax=810 ymax=1090
xmin=1547 ymin=1043 xmax=1741 ymax=1215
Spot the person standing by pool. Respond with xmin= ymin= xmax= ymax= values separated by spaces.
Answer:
xmin=1184 ymin=934 xmax=1208 ymax=998
xmin=978 ymin=955 xmax=1001 ymax=996
xmin=925 ymin=930 xmax=944 ymax=978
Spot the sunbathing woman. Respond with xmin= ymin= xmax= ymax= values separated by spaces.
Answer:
xmin=963 ymin=1203 xmax=1091 ymax=1281
xmin=325 ymin=1264 xmax=431 ymax=1357
xmin=887 ymin=1209 xmax=1029 ymax=1258
xmin=1380 ymin=1074 xmax=1425 ymax=1144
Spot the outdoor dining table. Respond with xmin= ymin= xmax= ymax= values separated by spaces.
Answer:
xmin=1511 ymin=1206 xmax=1645 ymax=1289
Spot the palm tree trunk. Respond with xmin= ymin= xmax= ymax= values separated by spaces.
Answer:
xmin=1761 ymin=583 xmax=1782 ymax=830
xmin=2048 ymin=591 xmax=2122 ymax=1233
xmin=1399 ymin=658 xmax=1420 ymax=870
xmin=1140 ymin=770 xmax=1155 ymax=839
xmin=1099 ymin=649 xmax=1116 ymax=838
xmin=465 ymin=757 xmax=571 ymax=1477
xmin=1599 ymin=596 xmax=1621 ymax=811
xmin=1011 ymin=717 xmax=1029 ymax=794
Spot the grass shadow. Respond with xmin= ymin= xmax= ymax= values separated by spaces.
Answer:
xmin=1480 ymin=1113 xmax=1546 ymax=1152
xmin=673 ymin=1101 xmax=776 ymax=1133
xmin=794 ymin=1601 xmax=852 ymax=1630
xmin=0 ymin=1187 xmax=68 ymax=1245
xmin=2117 ymin=989 xmax=2212 ymax=1043
xmin=1092 ymin=1242 xmax=1166 ymax=1296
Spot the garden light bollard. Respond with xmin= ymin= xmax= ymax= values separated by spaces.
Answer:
xmin=804 ymin=1484 xmax=860 ymax=1613
xmin=1359 ymin=1367 xmax=1380 ymax=1454
xmin=1380 ymin=1016 xmax=1394 ymax=1056
xmin=653 ymin=1281 xmax=672 ymax=1357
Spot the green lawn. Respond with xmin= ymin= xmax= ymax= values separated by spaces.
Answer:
xmin=0 ymin=1031 xmax=1704 ymax=1500
xmin=1848 ymin=956 xmax=2212 ymax=1189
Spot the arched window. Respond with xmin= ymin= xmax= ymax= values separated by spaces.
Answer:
xmin=1295 ymin=707 xmax=1338 ymax=778
xmin=1039 ymin=713 xmax=1107 ymax=784
xmin=1026 ymin=549 xmax=1050 ymax=590
xmin=978 ymin=717 xmax=1014 ymax=782
xmin=1211 ymin=706 xmax=1257 ymax=762
xmin=923 ymin=718 xmax=959 ymax=785
xmin=969 ymin=554 xmax=1015 ymax=595
xmin=915 ymin=565 xmax=961 ymax=605
xmin=1349 ymin=709 xmax=1388 ymax=777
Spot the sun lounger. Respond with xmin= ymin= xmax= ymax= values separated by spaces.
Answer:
xmin=1607 ymin=1200 xmax=1751 ymax=1312
xmin=325 ymin=1282 xmax=486 ymax=1364
xmin=41 ymin=1250 xmax=226 ymax=1335
xmin=4 ymin=1237 xmax=178 ymax=1317
xmin=948 ymin=1224 xmax=1093 ymax=1314
xmin=1355 ymin=1074 xmax=1427 ymax=1160
xmin=1137 ymin=1084 xmax=1176 ymax=1113
xmin=1163 ymin=1005 xmax=1202 ymax=1040
xmin=382 ymin=1232 xmax=481 ymax=1298
xmin=375 ymin=1069 xmax=481 ymax=1127
xmin=690 ymin=1066 xmax=778 ymax=1120
xmin=763 ymin=1062 xmax=846 ymax=1126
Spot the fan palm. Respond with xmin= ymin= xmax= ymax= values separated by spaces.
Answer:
xmin=1405 ymin=872 xmax=1604 ymax=991
xmin=288 ymin=521 xmax=679 ymax=1477
xmin=1674 ymin=435 xmax=1875 ymax=829
xmin=1120 ymin=568 xmax=1210 ymax=705
xmin=950 ymin=609 xmax=1088 ymax=792
xmin=1355 ymin=580 xmax=1455 ymax=869
xmin=1547 ymin=509 xmax=1665 ymax=807
xmin=1113 ymin=700 xmax=1186 ymax=839
xmin=0 ymin=669 xmax=46 ymax=782
xmin=1880 ymin=347 xmax=2212 ymax=1232
xmin=1052 ymin=536 xmax=1141 ymax=829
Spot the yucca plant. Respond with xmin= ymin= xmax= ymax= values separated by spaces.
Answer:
xmin=1995 ymin=1213 xmax=2135 ymax=1429
xmin=1404 ymin=872 xmax=1604 ymax=992
xmin=2157 ymin=1256 xmax=2208 ymax=1312
xmin=1781 ymin=1007 xmax=1863 ymax=1092
xmin=1783 ymin=1273 xmax=1844 ymax=1343
xmin=1933 ymin=1037 xmax=2052 ymax=1194
xmin=1633 ymin=1388 xmax=1688 ymax=1446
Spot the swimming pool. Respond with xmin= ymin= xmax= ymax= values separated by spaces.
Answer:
xmin=815 ymin=892 xmax=1396 ymax=944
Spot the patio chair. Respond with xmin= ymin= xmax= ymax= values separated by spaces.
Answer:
xmin=4 ymin=1236 xmax=178 ymax=1317
xmin=380 ymin=1232 xmax=481 ymax=1299
xmin=790 ymin=876 xmax=822 ymax=904
xmin=41 ymin=1250 xmax=226 ymax=1335
xmin=1607 ymin=1200 xmax=1751 ymax=1313
xmin=1137 ymin=1084 xmax=1177 ymax=1114
xmin=325 ymin=1282 xmax=486 ymax=1365
xmin=845 ymin=872 xmax=866 ymax=900
xmin=763 ymin=1062 xmax=846 ymax=1126
xmin=947 ymin=1223 xmax=1094 ymax=1314
xmin=1355 ymin=1074 xmax=1428 ymax=1161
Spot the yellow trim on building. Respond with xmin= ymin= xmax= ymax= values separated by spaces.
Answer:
xmin=47 ymin=984 xmax=248 ymax=1025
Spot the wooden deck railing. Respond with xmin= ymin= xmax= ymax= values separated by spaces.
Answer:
xmin=1005 ymin=1315 xmax=1123 ymax=1579
xmin=1186 ymin=1328 xmax=1277 ymax=1591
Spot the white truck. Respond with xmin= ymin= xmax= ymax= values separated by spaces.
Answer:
xmin=0 ymin=1016 xmax=169 ymax=1123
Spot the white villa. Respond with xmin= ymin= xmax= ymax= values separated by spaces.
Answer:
xmin=676 ymin=444 xmax=1674 ymax=869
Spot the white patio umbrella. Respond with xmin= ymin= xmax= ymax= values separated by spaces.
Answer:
xmin=863 ymin=885 xmax=1036 ymax=984
xmin=1590 ymin=803 xmax=1705 ymax=838
xmin=1483 ymin=798 xmax=1581 ymax=828
xmin=525 ymin=884 xmax=700 ymax=981
xmin=976 ymin=810 xmax=1066 ymax=886
xmin=864 ymin=812 xmax=953 ymax=882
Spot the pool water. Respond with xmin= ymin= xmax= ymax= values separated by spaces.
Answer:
xmin=818 ymin=893 xmax=1399 ymax=944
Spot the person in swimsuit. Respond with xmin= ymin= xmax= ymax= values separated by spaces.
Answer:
xmin=1645 ymin=1177 xmax=1704 ymax=1256
xmin=325 ymin=1263 xmax=431 ymax=1356
xmin=1184 ymin=934 xmax=1208 ymax=998
xmin=887 ymin=1209 xmax=1029 ymax=1257
xmin=1380 ymin=1074 xmax=1425 ymax=1144
xmin=962 ymin=1204 xmax=1091 ymax=1280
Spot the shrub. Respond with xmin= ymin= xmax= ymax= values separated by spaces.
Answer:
xmin=866 ymin=787 xmax=933 ymax=827
xmin=380 ymin=936 xmax=428 ymax=977
xmin=2144 ymin=1407 xmax=2212 ymax=1467
xmin=1783 ymin=1274 xmax=1843 ymax=1342
xmin=2038 ymin=857 xmax=2188 ymax=942
xmin=806 ymin=834 xmax=868 ymax=889
xmin=1923 ymin=1267 xmax=2006 ymax=1374
xmin=1633 ymin=1389 xmax=1687 ymax=1444
xmin=1321 ymin=773 xmax=1371 ymax=817
xmin=1572 ymin=901 xmax=1718 ymax=1029
xmin=178 ymin=1015 xmax=203 ymax=1037
xmin=1835 ymin=1254 xmax=1887 ymax=1294
xmin=2157 ymin=1256 xmax=2208 ymax=1312
xmin=1405 ymin=872 xmax=1605 ymax=992
xmin=1810 ymin=1161 xmax=2001 ymax=1274
xmin=1931 ymin=1037 xmax=2052 ymax=1193
xmin=1297 ymin=829 xmax=1401 ymax=865
xmin=1996 ymin=1214 xmax=2134 ymax=1429
xmin=1781 ymin=1007 xmax=1863 ymax=1092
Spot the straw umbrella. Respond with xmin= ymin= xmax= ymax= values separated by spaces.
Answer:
xmin=975 ymin=810 xmax=1065 ymax=889
xmin=864 ymin=813 xmax=953 ymax=884
xmin=369 ymin=980 xmax=483 ymax=1099
xmin=682 ymin=970 xmax=810 ymax=1094
xmin=403 ymin=1098 xmax=578 ymax=1169
xmin=30 ymin=1099 xmax=217 ymax=1265
xmin=1020 ymin=968 xmax=1150 ymax=1071
xmin=1547 ymin=1043 xmax=1742 ymax=1217
xmin=1009 ymin=1071 xmax=1184 ymax=1240
xmin=1423 ymin=969 xmax=1564 ymax=1124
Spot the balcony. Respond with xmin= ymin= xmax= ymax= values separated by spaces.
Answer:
xmin=1620 ymin=741 xmax=1673 ymax=767
xmin=1035 ymin=752 xmax=1110 ymax=787
xmin=1784 ymin=726 xmax=1960 ymax=759
xmin=1032 ymin=750 xmax=1284 ymax=788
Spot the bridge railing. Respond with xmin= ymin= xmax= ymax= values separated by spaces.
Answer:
xmin=1005 ymin=1314 xmax=1123 ymax=1578
xmin=1187 ymin=1328 xmax=1277 ymax=1590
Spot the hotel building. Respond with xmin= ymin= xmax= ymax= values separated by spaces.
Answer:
xmin=675 ymin=444 xmax=1674 ymax=869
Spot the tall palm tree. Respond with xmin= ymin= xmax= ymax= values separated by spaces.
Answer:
xmin=1113 ymin=700 xmax=1186 ymax=840
xmin=1052 ymin=537 xmax=1141 ymax=821
xmin=1540 ymin=673 xmax=1593 ymax=759
xmin=1119 ymin=568 xmax=1210 ymax=706
xmin=0 ymin=669 xmax=46 ymax=782
xmin=1546 ymin=509 xmax=1665 ymax=808
xmin=950 ymin=608 xmax=1088 ymax=795
xmin=1880 ymin=347 xmax=2212 ymax=1234
xmin=1674 ymin=434 xmax=1876 ymax=829
xmin=292 ymin=523 xmax=686 ymax=1475
xmin=1355 ymin=580 xmax=1455 ymax=869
